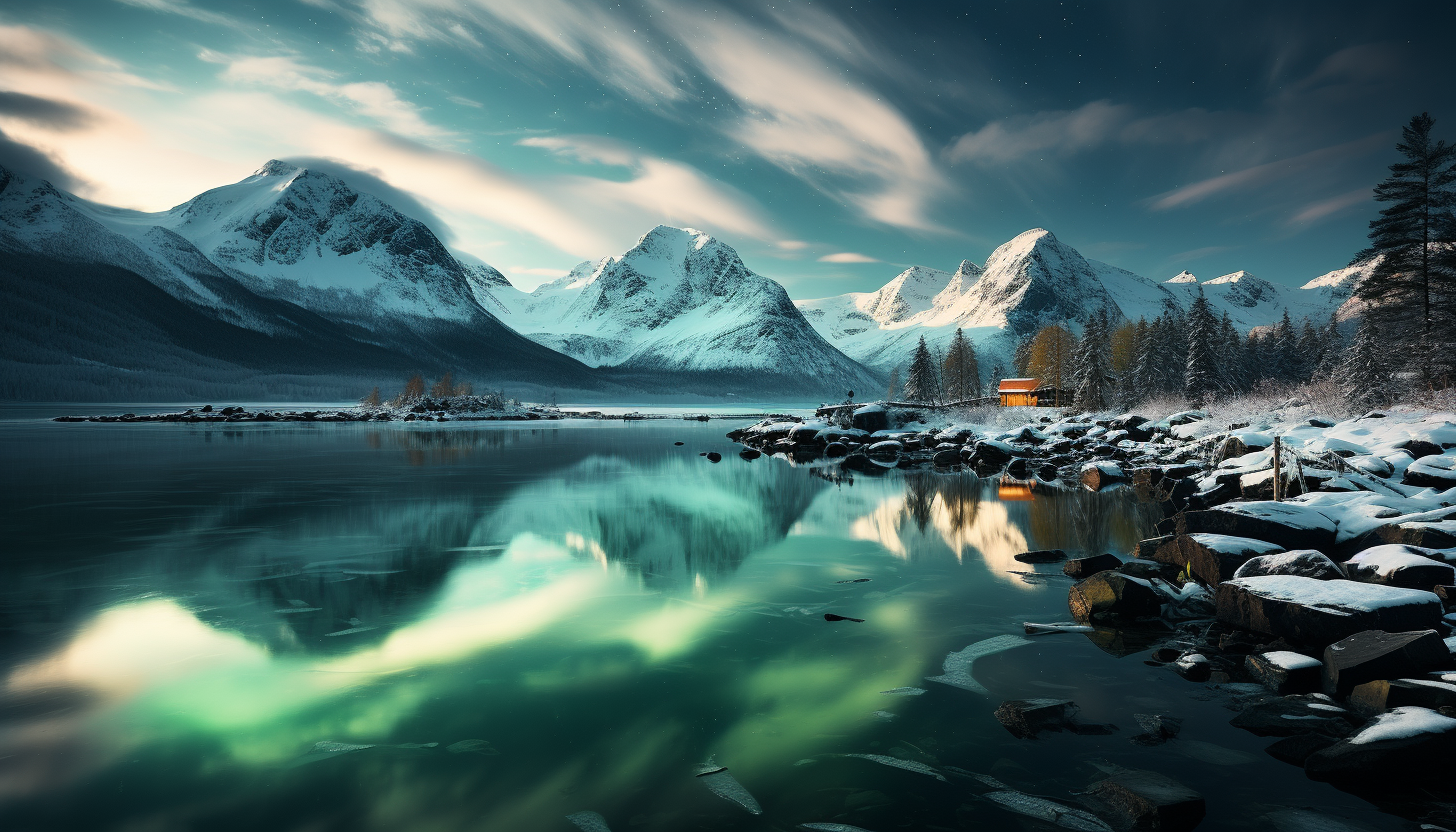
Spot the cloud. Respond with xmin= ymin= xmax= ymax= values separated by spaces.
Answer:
xmin=351 ymin=1 xmax=946 ymax=232
xmin=204 ymin=52 xmax=444 ymax=139
xmin=0 ymin=23 xmax=173 ymax=90
xmin=115 ymin=0 xmax=239 ymax=27
xmin=519 ymin=133 xmax=778 ymax=244
xmin=946 ymin=100 xmax=1225 ymax=165
xmin=1147 ymin=133 xmax=1388 ymax=210
xmin=818 ymin=252 xmax=879 ymax=263
xmin=775 ymin=240 xmax=809 ymax=251
xmin=0 ymin=91 xmax=98 ymax=130
xmin=356 ymin=0 xmax=686 ymax=102
xmin=1288 ymin=188 xmax=1370 ymax=226
xmin=0 ymin=127 xmax=87 ymax=189
xmin=658 ymin=6 xmax=945 ymax=232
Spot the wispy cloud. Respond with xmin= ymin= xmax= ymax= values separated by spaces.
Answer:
xmin=1288 ymin=187 xmax=1369 ymax=226
xmin=1146 ymin=133 xmax=1388 ymax=210
xmin=946 ymin=100 xmax=1222 ymax=165
xmin=818 ymin=252 xmax=879 ymax=264
xmin=203 ymin=52 xmax=444 ymax=139
xmin=115 ymin=0 xmax=239 ymax=27
xmin=350 ymin=1 xmax=947 ymax=232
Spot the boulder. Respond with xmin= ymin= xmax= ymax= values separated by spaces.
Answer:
xmin=1013 ymin=549 xmax=1068 ymax=564
xmin=1213 ymin=435 xmax=1250 ymax=464
xmin=705 ymin=452 xmax=722 ymax=463
xmin=1063 ymin=553 xmax=1123 ymax=579
xmin=1215 ymin=577 xmax=1444 ymax=647
xmin=1349 ymin=678 xmax=1456 ymax=715
xmin=1130 ymin=713 xmax=1182 ymax=745
xmin=851 ymin=405 xmax=889 ymax=433
xmin=1403 ymin=454 xmax=1456 ymax=487
xmin=866 ymin=440 xmax=902 ymax=460
xmin=1305 ymin=706 xmax=1456 ymax=783
xmin=823 ymin=442 xmax=848 ymax=458
xmin=1335 ymin=518 xmax=1456 ymax=559
xmin=738 ymin=448 xmax=762 ymax=460
xmin=1229 ymin=696 xmax=1359 ymax=737
xmin=1149 ymin=533 xmax=1285 ymax=585
xmin=1232 ymin=550 xmax=1344 ymax=581
xmin=1118 ymin=560 xmax=1180 ymax=582
xmin=1246 ymin=650 xmax=1323 ymax=694
xmin=1322 ymin=629 xmax=1452 ymax=698
xmin=992 ymin=699 xmax=1089 ymax=738
xmin=1082 ymin=770 xmax=1205 ymax=832
xmin=1343 ymin=544 xmax=1456 ymax=589
xmin=1161 ymin=502 xmax=1337 ymax=554
xmin=1399 ymin=439 xmax=1443 ymax=460
xmin=972 ymin=439 xmax=1019 ymax=466
xmin=1068 ymin=572 xmax=1163 ymax=622
xmin=931 ymin=448 xmax=960 ymax=466
xmin=1134 ymin=535 xmax=1174 ymax=560
xmin=1173 ymin=652 xmax=1212 ymax=682
xmin=1080 ymin=461 xmax=1128 ymax=491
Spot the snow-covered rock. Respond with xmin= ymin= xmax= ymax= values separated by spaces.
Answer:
xmin=1215 ymin=576 xmax=1444 ymax=646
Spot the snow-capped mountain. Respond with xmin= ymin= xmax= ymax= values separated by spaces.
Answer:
xmin=0 ymin=162 xmax=601 ymax=399
xmin=485 ymin=225 xmax=879 ymax=395
xmin=798 ymin=228 xmax=1363 ymax=373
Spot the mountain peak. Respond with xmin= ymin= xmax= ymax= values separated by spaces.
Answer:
xmin=1166 ymin=270 xmax=1198 ymax=284
xmin=253 ymin=159 xmax=301 ymax=178
xmin=1205 ymin=270 xmax=1259 ymax=285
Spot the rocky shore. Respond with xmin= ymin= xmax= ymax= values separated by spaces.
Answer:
xmin=733 ymin=402 xmax=1456 ymax=827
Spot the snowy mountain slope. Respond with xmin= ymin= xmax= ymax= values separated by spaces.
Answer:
xmin=484 ymin=226 xmax=880 ymax=395
xmin=0 ymin=162 xmax=605 ymax=398
xmin=797 ymin=228 xmax=1363 ymax=373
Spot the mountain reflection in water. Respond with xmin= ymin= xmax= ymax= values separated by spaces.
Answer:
xmin=2 ymin=418 xmax=1377 ymax=832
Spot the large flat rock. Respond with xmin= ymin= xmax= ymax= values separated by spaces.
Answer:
xmin=1162 ymin=502 xmax=1337 ymax=554
xmin=1215 ymin=576 xmax=1443 ymax=647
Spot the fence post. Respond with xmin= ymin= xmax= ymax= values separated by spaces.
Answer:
xmin=1272 ymin=436 xmax=1282 ymax=502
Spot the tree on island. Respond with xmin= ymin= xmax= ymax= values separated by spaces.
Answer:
xmin=903 ymin=335 xmax=941 ymax=403
xmin=1341 ymin=317 xmax=1396 ymax=409
xmin=403 ymin=374 xmax=425 ymax=401
xmin=1354 ymin=112 xmax=1456 ymax=388
xmin=942 ymin=328 xmax=980 ymax=402
xmin=361 ymin=386 xmax=381 ymax=407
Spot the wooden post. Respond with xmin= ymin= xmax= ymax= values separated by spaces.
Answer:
xmin=1272 ymin=436 xmax=1282 ymax=502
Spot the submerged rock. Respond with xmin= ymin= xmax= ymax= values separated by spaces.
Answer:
xmin=566 ymin=811 xmax=613 ymax=832
xmin=1063 ymin=553 xmax=1122 ymax=579
xmin=1229 ymin=697 xmax=1358 ymax=737
xmin=1015 ymin=548 xmax=1069 ymax=564
xmin=993 ymin=699 xmax=1113 ymax=738
xmin=1082 ymin=769 xmax=1205 ymax=832
xmin=1068 ymin=572 xmax=1162 ymax=622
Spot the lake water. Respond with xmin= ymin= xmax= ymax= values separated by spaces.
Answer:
xmin=0 ymin=416 xmax=1407 ymax=831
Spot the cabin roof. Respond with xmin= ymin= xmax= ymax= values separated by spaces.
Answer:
xmin=998 ymin=378 xmax=1040 ymax=393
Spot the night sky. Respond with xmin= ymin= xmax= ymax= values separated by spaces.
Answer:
xmin=1 ymin=0 xmax=1453 ymax=295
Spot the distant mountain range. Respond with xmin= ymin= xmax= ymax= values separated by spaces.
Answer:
xmin=797 ymin=228 xmax=1366 ymax=373
xmin=0 ymin=160 xmax=1369 ymax=401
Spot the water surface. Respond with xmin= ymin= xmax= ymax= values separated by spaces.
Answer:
xmin=0 ymin=418 xmax=1404 ymax=830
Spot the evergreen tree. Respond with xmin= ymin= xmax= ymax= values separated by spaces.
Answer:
xmin=904 ymin=336 xmax=939 ymax=403
xmin=1072 ymin=314 xmax=1112 ymax=412
xmin=1271 ymin=311 xmax=1296 ymax=382
xmin=886 ymin=366 xmax=901 ymax=402
xmin=1354 ymin=113 xmax=1456 ymax=387
xmin=1315 ymin=313 xmax=1346 ymax=378
xmin=1184 ymin=290 xmax=1220 ymax=406
xmin=1295 ymin=319 xmax=1324 ymax=383
xmin=1341 ymin=318 xmax=1396 ymax=409
xmin=941 ymin=328 xmax=980 ymax=402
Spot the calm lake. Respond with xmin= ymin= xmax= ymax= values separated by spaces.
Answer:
xmin=0 ymin=415 xmax=1406 ymax=831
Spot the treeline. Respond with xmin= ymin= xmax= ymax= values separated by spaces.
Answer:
xmin=1008 ymin=305 xmax=1343 ymax=412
